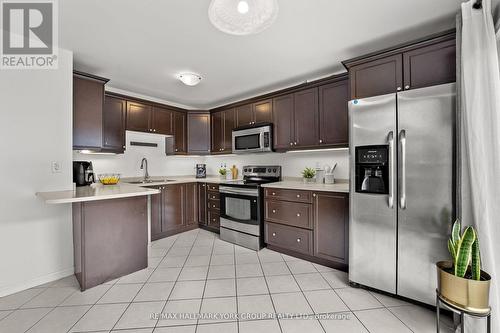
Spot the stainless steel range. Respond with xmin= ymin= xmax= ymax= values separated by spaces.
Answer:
xmin=219 ymin=166 xmax=281 ymax=250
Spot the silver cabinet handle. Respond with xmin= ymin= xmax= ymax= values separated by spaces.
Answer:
xmin=290 ymin=142 xmax=293 ymax=146
xmin=272 ymin=232 xmax=276 ymax=237
xmin=296 ymin=194 xmax=300 ymax=198
xmin=387 ymin=131 xmax=394 ymax=209
xmin=297 ymin=238 xmax=301 ymax=243
xmin=319 ymin=139 xmax=323 ymax=144
xmin=397 ymin=87 xmax=402 ymax=91
xmin=272 ymin=192 xmax=276 ymax=195
xmin=312 ymin=193 xmax=316 ymax=197
xmin=405 ymin=85 xmax=410 ymax=90
xmin=399 ymin=130 xmax=407 ymax=210
xmin=294 ymin=142 xmax=297 ymax=145
xmin=272 ymin=209 xmax=276 ymax=213
xmin=153 ymin=129 xmax=156 ymax=132
xmin=296 ymin=213 xmax=301 ymax=217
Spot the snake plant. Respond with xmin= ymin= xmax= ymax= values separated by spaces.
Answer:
xmin=447 ymin=220 xmax=482 ymax=280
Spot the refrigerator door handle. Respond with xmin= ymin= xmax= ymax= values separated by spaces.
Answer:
xmin=399 ymin=129 xmax=407 ymax=209
xmin=387 ymin=131 xmax=395 ymax=209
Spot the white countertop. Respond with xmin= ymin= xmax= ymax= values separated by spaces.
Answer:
xmin=261 ymin=179 xmax=349 ymax=193
xmin=37 ymin=183 xmax=161 ymax=204
xmin=123 ymin=176 xmax=239 ymax=187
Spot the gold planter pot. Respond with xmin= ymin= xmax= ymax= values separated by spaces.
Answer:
xmin=436 ymin=261 xmax=491 ymax=314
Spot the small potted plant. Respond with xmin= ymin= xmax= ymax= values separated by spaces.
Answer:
xmin=218 ymin=168 xmax=227 ymax=180
xmin=436 ymin=220 xmax=491 ymax=313
xmin=301 ymin=167 xmax=316 ymax=184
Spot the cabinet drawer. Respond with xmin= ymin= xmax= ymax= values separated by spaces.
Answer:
xmin=265 ymin=222 xmax=313 ymax=255
xmin=208 ymin=210 xmax=220 ymax=228
xmin=265 ymin=200 xmax=312 ymax=229
xmin=208 ymin=199 xmax=220 ymax=210
xmin=207 ymin=183 xmax=219 ymax=192
xmin=264 ymin=188 xmax=312 ymax=203
xmin=207 ymin=192 xmax=220 ymax=201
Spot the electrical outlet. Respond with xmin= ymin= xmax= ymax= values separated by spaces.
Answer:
xmin=51 ymin=161 xmax=62 ymax=173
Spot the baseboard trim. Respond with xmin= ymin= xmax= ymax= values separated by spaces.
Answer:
xmin=0 ymin=267 xmax=75 ymax=298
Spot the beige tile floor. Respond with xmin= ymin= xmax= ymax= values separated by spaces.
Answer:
xmin=0 ymin=228 xmax=454 ymax=333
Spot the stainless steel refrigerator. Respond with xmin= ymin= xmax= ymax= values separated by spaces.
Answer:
xmin=348 ymin=83 xmax=456 ymax=306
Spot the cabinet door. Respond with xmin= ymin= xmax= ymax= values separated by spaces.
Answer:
xmin=294 ymin=87 xmax=319 ymax=148
xmin=236 ymin=103 xmax=254 ymax=127
xmin=208 ymin=210 xmax=220 ymax=229
xmin=222 ymin=108 xmax=236 ymax=152
xmin=253 ymin=99 xmax=273 ymax=124
xmin=403 ymin=39 xmax=456 ymax=91
xmin=272 ymin=94 xmax=294 ymax=150
xmin=319 ymin=80 xmax=349 ymax=146
xmin=173 ymin=112 xmax=187 ymax=153
xmin=211 ymin=111 xmax=224 ymax=153
xmin=153 ymin=106 xmax=173 ymax=135
xmin=126 ymin=101 xmax=152 ymax=132
xmin=198 ymin=183 xmax=207 ymax=225
xmin=349 ymin=54 xmax=403 ymax=99
xmin=188 ymin=113 xmax=211 ymax=154
xmin=149 ymin=186 xmax=163 ymax=240
xmin=162 ymin=184 xmax=185 ymax=232
xmin=184 ymin=183 xmax=198 ymax=225
xmin=103 ymin=96 xmax=126 ymax=152
xmin=73 ymin=76 xmax=104 ymax=149
xmin=313 ymin=192 xmax=348 ymax=264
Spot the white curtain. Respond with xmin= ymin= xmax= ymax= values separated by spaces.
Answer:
xmin=460 ymin=0 xmax=500 ymax=332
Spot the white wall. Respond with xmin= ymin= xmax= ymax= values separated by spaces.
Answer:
xmin=0 ymin=49 xmax=74 ymax=297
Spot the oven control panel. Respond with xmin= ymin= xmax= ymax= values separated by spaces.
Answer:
xmin=242 ymin=165 xmax=281 ymax=178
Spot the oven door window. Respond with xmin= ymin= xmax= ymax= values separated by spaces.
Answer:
xmin=235 ymin=134 xmax=260 ymax=150
xmin=220 ymin=193 xmax=258 ymax=224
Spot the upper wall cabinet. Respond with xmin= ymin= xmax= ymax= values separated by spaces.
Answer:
xmin=211 ymin=108 xmax=235 ymax=154
xmin=173 ymin=111 xmax=187 ymax=154
xmin=293 ymin=88 xmax=319 ymax=148
xmin=188 ymin=112 xmax=211 ymax=155
xmin=319 ymin=80 xmax=349 ymax=147
xmin=73 ymin=71 xmax=118 ymax=152
xmin=103 ymin=96 xmax=126 ymax=153
xmin=126 ymin=101 xmax=152 ymax=133
xmin=343 ymin=31 xmax=456 ymax=100
xmin=235 ymin=99 xmax=273 ymax=127
xmin=153 ymin=106 xmax=173 ymax=135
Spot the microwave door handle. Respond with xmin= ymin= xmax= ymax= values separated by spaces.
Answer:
xmin=399 ymin=130 xmax=407 ymax=210
xmin=260 ymin=132 xmax=264 ymax=150
xmin=387 ymin=131 xmax=394 ymax=209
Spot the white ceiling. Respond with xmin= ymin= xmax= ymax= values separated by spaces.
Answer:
xmin=60 ymin=0 xmax=491 ymax=109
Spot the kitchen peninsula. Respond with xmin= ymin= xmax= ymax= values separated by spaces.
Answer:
xmin=37 ymin=184 xmax=159 ymax=290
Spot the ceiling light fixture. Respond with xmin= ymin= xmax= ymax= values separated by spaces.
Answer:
xmin=178 ymin=73 xmax=202 ymax=86
xmin=208 ymin=0 xmax=279 ymax=36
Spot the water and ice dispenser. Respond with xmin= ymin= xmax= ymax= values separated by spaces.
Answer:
xmin=355 ymin=146 xmax=389 ymax=194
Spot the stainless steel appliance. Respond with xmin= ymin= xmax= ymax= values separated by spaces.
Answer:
xmin=349 ymin=83 xmax=456 ymax=306
xmin=219 ymin=165 xmax=281 ymax=250
xmin=232 ymin=123 xmax=273 ymax=154
xmin=73 ymin=161 xmax=95 ymax=187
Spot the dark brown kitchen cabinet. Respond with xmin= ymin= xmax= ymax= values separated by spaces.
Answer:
xmin=344 ymin=32 xmax=456 ymax=99
xmin=184 ymin=183 xmax=198 ymax=225
xmin=403 ymin=38 xmax=456 ymax=91
xmin=313 ymin=192 xmax=349 ymax=265
xmin=198 ymin=183 xmax=207 ymax=225
xmin=73 ymin=72 xmax=109 ymax=151
xmin=211 ymin=108 xmax=235 ymax=153
xmin=161 ymin=184 xmax=185 ymax=233
xmin=126 ymin=101 xmax=152 ymax=133
xmin=173 ymin=112 xmax=187 ymax=154
xmin=203 ymin=183 xmax=220 ymax=232
xmin=319 ymin=80 xmax=349 ymax=147
xmin=235 ymin=99 xmax=273 ymax=127
xmin=153 ymin=106 xmax=173 ymax=135
xmin=348 ymin=54 xmax=403 ymax=100
xmin=188 ymin=113 xmax=211 ymax=154
xmin=150 ymin=186 xmax=163 ymax=238
xmin=272 ymin=94 xmax=294 ymax=150
xmin=293 ymin=88 xmax=319 ymax=148
xmin=103 ymin=95 xmax=126 ymax=153
xmin=236 ymin=103 xmax=254 ymax=127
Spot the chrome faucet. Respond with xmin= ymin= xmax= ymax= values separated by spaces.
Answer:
xmin=140 ymin=158 xmax=150 ymax=182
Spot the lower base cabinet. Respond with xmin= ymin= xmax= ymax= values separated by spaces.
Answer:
xmin=264 ymin=188 xmax=348 ymax=270
xmin=199 ymin=183 xmax=220 ymax=233
xmin=150 ymin=183 xmax=198 ymax=241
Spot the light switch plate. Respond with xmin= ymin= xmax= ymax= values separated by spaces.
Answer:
xmin=51 ymin=161 xmax=62 ymax=173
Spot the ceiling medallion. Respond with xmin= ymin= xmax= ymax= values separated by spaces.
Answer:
xmin=208 ymin=0 xmax=279 ymax=36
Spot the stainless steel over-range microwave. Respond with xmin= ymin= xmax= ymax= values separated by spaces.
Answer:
xmin=232 ymin=123 xmax=273 ymax=154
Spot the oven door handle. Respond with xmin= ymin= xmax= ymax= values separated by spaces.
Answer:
xmin=219 ymin=187 xmax=259 ymax=197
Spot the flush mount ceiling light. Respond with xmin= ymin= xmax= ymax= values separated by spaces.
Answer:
xmin=208 ymin=0 xmax=279 ymax=36
xmin=178 ymin=73 xmax=202 ymax=86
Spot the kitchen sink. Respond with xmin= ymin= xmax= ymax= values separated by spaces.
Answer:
xmin=127 ymin=180 xmax=176 ymax=184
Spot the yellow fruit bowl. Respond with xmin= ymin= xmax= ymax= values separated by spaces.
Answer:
xmin=98 ymin=174 xmax=121 ymax=185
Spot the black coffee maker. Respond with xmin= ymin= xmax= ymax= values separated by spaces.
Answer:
xmin=73 ymin=161 xmax=95 ymax=187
